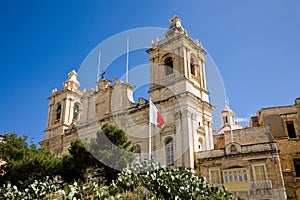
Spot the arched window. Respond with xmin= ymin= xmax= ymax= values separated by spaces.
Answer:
xmin=165 ymin=138 xmax=174 ymax=165
xmin=135 ymin=145 xmax=141 ymax=162
xmin=56 ymin=104 xmax=62 ymax=120
xmin=198 ymin=138 xmax=203 ymax=151
xmin=73 ymin=103 xmax=80 ymax=120
xmin=223 ymin=116 xmax=228 ymax=124
xmin=164 ymin=57 xmax=173 ymax=76
xmin=190 ymin=57 xmax=196 ymax=76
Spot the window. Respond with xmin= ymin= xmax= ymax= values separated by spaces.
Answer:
xmin=253 ymin=165 xmax=266 ymax=181
xmin=209 ymin=168 xmax=220 ymax=184
xmin=135 ymin=145 xmax=141 ymax=162
xmin=73 ymin=103 xmax=80 ymax=120
xmin=223 ymin=168 xmax=249 ymax=183
xmin=222 ymin=168 xmax=250 ymax=191
xmin=56 ymin=104 xmax=62 ymax=120
xmin=252 ymin=164 xmax=272 ymax=190
xmin=190 ymin=57 xmax=196 ymax=76
xmin=224 ymin=174 xmax=228 ymax=183
xmin=286 ymin=121 xmax=297 ymax=138
xmin=223 ymin=116 xmax=228 ymax=124
xmin=165 ymin=138 xmax=174 ymax=165
xmin=293 ymin=159 xmax=300 ymax=177
xmin=164 ymin=57 xmax=173 ymax=76
xmin=244 ymin=171 xmax=248 ymax=181
xmin=198 ymin=138 xmax=203 ymax=151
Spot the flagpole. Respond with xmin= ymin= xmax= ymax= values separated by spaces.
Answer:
xmin=97 ymin=51 xmax=101 ymax=82
xmin=126 ymin=36 xmax=129 ymax=83
xmin=149 ymin=98 xmax=152 ymax=160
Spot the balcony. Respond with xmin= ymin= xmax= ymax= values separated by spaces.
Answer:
xmin=219 ymin=180 xmax=272 ymax=192
xmin=251 ymin=180 xmax=272 ymax=190
xmin=161 ymin=73 xmax=175 ymax=82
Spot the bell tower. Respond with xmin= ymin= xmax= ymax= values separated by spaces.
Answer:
xmin=43 ymin=70 xmax=82 ymax=155
xmin=147 ymin=16 xmax=209 ymax=103
xmin=147 ymin=16 xmax=214 ymax=169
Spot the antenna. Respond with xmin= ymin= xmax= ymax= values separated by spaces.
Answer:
xmin=126 ymin=36 xmax=129 ymax=83
xmin=97 ymin=51 xmax=101 ymax=82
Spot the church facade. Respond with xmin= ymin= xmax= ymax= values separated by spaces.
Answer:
xmin=40 ymin=16 xmax=214 ymax=170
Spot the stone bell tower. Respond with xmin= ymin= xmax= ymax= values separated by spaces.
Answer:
xmin=148 ymin=16 xmax=209 ymax=103
xmin=42 ymin=70 xmax=82 ymax=155
xmin=147 ymin=16 xmax=214 ymax=169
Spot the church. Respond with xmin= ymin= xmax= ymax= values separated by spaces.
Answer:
xmin=40 ymin=16 xmax=214 ymax=170
xmin=41 ymin=16 xmax=300 ymax=199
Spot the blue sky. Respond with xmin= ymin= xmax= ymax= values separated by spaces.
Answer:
xmin=1 ymin=0 xmax=300 ymax=143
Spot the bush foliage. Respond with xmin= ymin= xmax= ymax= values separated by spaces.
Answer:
xmin=111 ymin=160 xmax=239 ymax=200
xmin=1 ymin=160 xmax=238 ymax=199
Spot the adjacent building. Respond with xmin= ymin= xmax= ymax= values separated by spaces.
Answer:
xmin=250 ymin=98 xmax=300 ymax=199
xmin=199 ymin=106 xmax=287 ymax=199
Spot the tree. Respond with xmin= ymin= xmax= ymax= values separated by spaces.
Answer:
xmin=59 ymin=139 xmax=97 ymax=183
xmin=0 ymin=133 xmax=28 ymax=161
xmin=0 ymin=133 xmax=60 ymax=188
xmin=88 ymin=123 xmax=136 ymax=183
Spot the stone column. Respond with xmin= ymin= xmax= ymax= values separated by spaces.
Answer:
xmin=175 ymin=111 xmax=183 ymax=166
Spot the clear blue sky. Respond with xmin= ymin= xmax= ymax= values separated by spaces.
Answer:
xmin=1 ymin=0 xmax=300 ymax=143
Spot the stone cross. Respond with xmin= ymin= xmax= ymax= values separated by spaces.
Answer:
xmin=100 ymin=70 xmax=106 ymax=80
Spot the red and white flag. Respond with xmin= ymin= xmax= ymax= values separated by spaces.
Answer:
xmin=149 ymin=100 xmax=165 ymax=129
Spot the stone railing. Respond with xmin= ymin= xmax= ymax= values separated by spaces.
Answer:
xmin=210 ymin=180 xmax=272 ymax=192
xmin=161 ymin=73 xmax=175 ymax=82
xmin=251 ymin=180 xmax=272 ymax=190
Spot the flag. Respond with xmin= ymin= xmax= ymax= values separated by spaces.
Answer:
xmin=150 ymin=101 xmax=165 ymax=129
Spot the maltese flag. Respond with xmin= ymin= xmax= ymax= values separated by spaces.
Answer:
xmin=149 ymin=101 xmax=165 ymax=129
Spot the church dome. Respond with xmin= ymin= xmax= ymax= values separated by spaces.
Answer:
xmin=221 ymin=105 xmax=233 ymax=113
xmin=215 ymin=124 xmax=243 ymax=135
xmin=215 ymin=102 xmax=243 ymax=135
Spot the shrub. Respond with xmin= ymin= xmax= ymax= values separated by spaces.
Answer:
xmin=110 ymin=160 xmax=239 ymax=200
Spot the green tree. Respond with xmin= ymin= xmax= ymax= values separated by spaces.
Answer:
xmin=0 ymin=133 xmax=60 ymax=188
xmin=88 ymin=123 xmax=136 ymax=183
xmin=59 ymin=139 xmax=97 ymax=183
xmin=0 ymin=133 xmax=28 ymax=161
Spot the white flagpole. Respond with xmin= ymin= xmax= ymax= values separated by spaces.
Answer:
xmin=97 ymin=51 xmax=101 ymax=82
xmin=149 ymin=98 xmax=152 ymax=160
xmin=126 ymin=36 xmax=129 ymax=83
